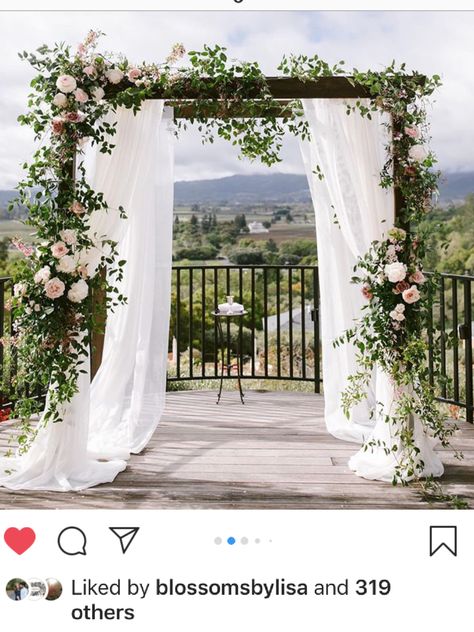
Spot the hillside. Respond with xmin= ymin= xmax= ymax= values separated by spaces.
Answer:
xmin=1 ymin=171 xmax=473 ymax=214
xmin=174 ymin=171 xmax=474 ymax=206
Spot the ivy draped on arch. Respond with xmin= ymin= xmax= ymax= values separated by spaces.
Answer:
xmin=3 ymin=31 xmax=457 ymax=489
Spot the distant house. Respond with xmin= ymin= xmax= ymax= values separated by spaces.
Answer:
xmin=263 ymin=306 xmax=316 ymax=334
xmin=248 ymin=221 xmax=269 ymax=234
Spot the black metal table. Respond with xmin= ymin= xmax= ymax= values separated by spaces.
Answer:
xmin=212 ymin=310 xmax=248 ymax=405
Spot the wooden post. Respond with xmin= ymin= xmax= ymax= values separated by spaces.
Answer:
xmin=90 ymin=267 xmax=107 ymax=380
xmin=392 ymin=113 xmax=407 ymax=229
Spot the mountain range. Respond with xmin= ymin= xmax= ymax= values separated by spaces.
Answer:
xmin=174 ymin=171 xmax=474 ymax=206
xmin=1 ymin=171 xmax=473 ymax=213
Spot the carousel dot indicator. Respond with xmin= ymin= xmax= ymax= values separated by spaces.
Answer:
xmin=241 ymin=537 xmax=248 ymax=545
xmin=227 ymin=537 xmax=236 ymax=545
xmin=214 ymin=537 xmax=222 ymax=545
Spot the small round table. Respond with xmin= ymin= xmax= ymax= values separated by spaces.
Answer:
xmin=212 ymin=310 xmax=248 ymax=405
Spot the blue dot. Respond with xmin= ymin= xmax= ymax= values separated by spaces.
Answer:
xmin=227 ymin=537 xmax=236 ymax=545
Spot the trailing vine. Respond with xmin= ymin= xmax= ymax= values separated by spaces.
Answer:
xmin=4 ymin=32 xmax=460 ymax=501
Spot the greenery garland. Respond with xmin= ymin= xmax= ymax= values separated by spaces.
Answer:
xmin=5 ymin=32 xmax=459 ymax=494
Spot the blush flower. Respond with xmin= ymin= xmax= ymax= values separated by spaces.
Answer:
xmin=59 ymin=229 xmax=77 ymax=246
xmin=105 ymin=68 xmax=124 ymax=84
xmin=64 ymin=111 xmax=86 ymax=123
xmin=70 ymin=200 xmax=85 ymax=215
xmin=83 ymin=65 xmax=97 ymax=78
xmin=51 ymin=241 xmax=68 ymax=259
xmin=57 ymin=255 xmax=76 ymax=274
xmin=67 ymin=279 xmax=89 ymax=303
xmin=74 ymin=88 xmax=89 ymax=103
xmin=44 ymin=277 xmax=65 ymax=300
xmin=91 ymin=86 xmax=105 ymax=101
xmin=13 ymin=282 xmax=27 ymax=297
xmin=402 ymin=285 xmax=421 ymax=304
xmin=409 ymin=270 xmax=426 ymax=284
xmin=51 ymin=117 xmax=65 ymax=135
xmin=393 ymin=280 xmax=410 ymax=295
xmin=56 ymin=74 xmax=77 ymax=94
xmin=127 ymin=67 xmax=141 ymax=82
xmin=408 ymin=145 xmax=428 ymax=163
xmin=34 ymin=266 xmax=51 ymax=284
xmin=53 ymin=93 xmax=68 ymax=108
xmin=384 ymin=262 xmax=407 ymax=283
xmin=404 ymin=126 xmax=420 ymax=139
xmin=361 ymin=284 xmax=373 ymax=300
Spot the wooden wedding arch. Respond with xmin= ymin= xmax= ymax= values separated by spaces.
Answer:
xmin=88 ymin=75 xmax=410 ymax=376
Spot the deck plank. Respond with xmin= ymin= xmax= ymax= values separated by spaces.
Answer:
xmin=0 ymin=390 xmax=472 ymax=509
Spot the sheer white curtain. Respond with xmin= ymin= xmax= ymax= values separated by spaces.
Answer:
xmin=300 ymin=98 xmax=393 ymax=443
xmin=301 ymin=98 xmax=443 ymax=481
xmin=0 ymin=101 xmax=174 ymax=491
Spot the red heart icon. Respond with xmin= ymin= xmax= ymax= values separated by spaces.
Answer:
xmin=4 ymin=527 xmax=36 ymax=555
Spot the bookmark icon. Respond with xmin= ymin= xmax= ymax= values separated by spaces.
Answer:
xmin=109 ymin=527 xmax=140 ymax=554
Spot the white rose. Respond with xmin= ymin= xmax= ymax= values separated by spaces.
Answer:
xmin=56 ymin=74 xmax=77 ymax=94
xmin=14 ymin=282 xmax=27 ymax=297
xmin=91 ymin=86 xmax=105 ymax=101
xmin=384 ymin=262 xmax=407 ymax=283
xmin=57 ymin=255 xmax=76 ymax=274
xmin=34 ymin=266 xmax=51 ymax=284
xmin=395 ymin=303 xmax=405 ymax=313
xmin=52 ymin=93 xmax=68 ymax=108
xmin=105 ymin=68 xmax=124 ymax=84
xmin=67 ymin=279 xmax=89 ymax=303
xmin=59 ymin=229 xmax=77 ymax=246
xmin=408 ymin=145 xmax=428 ymax=163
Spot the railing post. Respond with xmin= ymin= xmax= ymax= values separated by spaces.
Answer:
xmin=464 ymin=278 xmax=473 ymax=423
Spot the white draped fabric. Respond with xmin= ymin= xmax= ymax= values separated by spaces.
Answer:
xmin=301 ymin=99 xmax=443 ymax=481
xmin=0 ymin=100 xmax=174 ymax=491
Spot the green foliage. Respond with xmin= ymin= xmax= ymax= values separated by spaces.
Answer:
xmin=420 ymin=196 xmax=474 ymax=274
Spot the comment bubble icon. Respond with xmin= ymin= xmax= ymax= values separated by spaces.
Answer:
xmin=57 ymin=527 xmax=87 ymax=556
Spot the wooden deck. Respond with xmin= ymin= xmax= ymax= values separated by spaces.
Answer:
xmin=0 ymin=390 xmax=473 ymax=509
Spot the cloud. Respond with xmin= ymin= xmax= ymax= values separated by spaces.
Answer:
xmin=0 ymin=10 xmax=473 ymax=188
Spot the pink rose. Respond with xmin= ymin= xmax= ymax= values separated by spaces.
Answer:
xmin=51 ymin=241 xmax=68 ymax=259
xmin=409 ymin=270 xmax=426 ymax=284
xmin=44 ymin=277 xmax=66 ymax=300
xmin=56 ymin=74 xmax=77 ymax=94
xmin=402 ymin=285 xmax=421 ymax=304
xmin=51 ymin=117 xmax=64 ymax=135
xmin=361 ymin=284 xmax=373 ymax=300
xmin=127 ymin=67 xmax=141 ymax=82
xmin=105 ymin=68 xmax=124 ymax=84
xmin=74 ymin=88 xmax=89 ymax=103
xmin=393 ymin=280 xmax=410 ymax=295
xmin=83 ymin=65 xmax=97 ymax=77
xmin=64 ymin=111 xmax=86 ymax=123
xmin=70 ymin=200 xmax=85 ymax=215
xmin=404 ymin=126 xmax=420 ymax=139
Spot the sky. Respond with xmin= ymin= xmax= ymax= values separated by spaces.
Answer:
xmin=0 ymin=10 xmax=474 ymax=188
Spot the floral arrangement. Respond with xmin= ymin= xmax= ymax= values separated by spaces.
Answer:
xmin=7 ymin=31 xmax=190 ymax=437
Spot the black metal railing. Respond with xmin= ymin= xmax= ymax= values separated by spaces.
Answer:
xmin=0 ymin=268 xmax=472 ymax=421
xmin=427 ymin=271 xmax=473 ymax=422
xmin=168 ymin=265 xmax=321 ymax=391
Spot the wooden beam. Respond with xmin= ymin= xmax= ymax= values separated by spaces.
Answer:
xmin=106 ymin=76 xmax=372 ymax=102
xmin=170 ymin=100 xmax=296 ymax=119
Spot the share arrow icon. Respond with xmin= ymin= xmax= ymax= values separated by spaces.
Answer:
xmin=109 ymin=527 xmax=140 ymax=554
